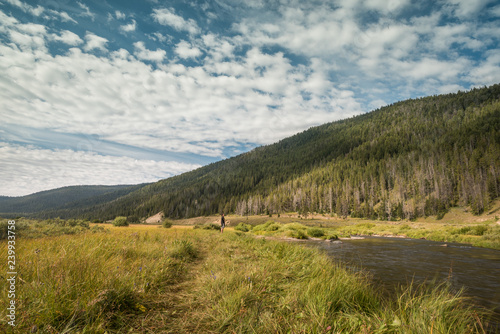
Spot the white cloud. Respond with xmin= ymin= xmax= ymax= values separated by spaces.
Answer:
xmin=369 ymin=99 xmax=388 ymax=109
xmin=469 ymin=50 xmax=500 ymax=86
xmin=404 ymin=57 xmax=469 ymax=81
xmin=0 ymin=9 xmax=18 ymax=28
xmin=83 ymin=32 xmax=108 ymax=52
xmin=202 ymin=34 xmax=236 ymax=61
xmin=115 ymin=10 xmax=126 ymax=20
xmin=491 ymin=5 xmax=500 ymax=17
xmin=45 ymin=9 xmax=78 ymax=24
xmin=364 ymin=0 xmax=410 ymax=14
xmin=152 ymin=8 xmax=200 ymax=34
xmin=149 ymin=32 xmax=169 ymax=43
xmin=133 ymin=41 xmax=166 ymax=62
xmin=120 ymin=19 xmax=136 ymax=32
xmin=77 ymin=1 xmax=95 ymax=20
xmin=0 ymin=22 xmax=362 ymax=158
xmin=445 ymin=0 xmax=494 ymax=18
xmin=4 ymin=0 xmax=44 ymax=16
xmin=8 ymin=29 xmax=47 ymax=52
xmin=51 ymin=30 xmax=83 ymax=46
xmin=0 ymin=143 xmax=201 ymax=196
xmin=175 ymin=40 xmax=202 ymax=59
xmin=437 ymin=84 xmax=467 ymax=94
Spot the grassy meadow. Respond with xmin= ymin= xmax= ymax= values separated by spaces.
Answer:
xmin=196 ymin=203 xmax=500 ymax=250
xmin=0 ymin=220 xmax=496 ymax=333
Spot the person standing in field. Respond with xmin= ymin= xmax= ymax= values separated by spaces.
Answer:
xmin=220 ymin=213 xmax=225 ymax=233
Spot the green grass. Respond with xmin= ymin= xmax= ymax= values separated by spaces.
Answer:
xmin=200 ymin=209 xmax=500 ymax=249
xmin=249 ymin=220 xmax=338 ymax=241
xmin=0 ymin=218 xmax=104 ymax=240
xmin=0 ymin=223 xmax=493 ymax=333
xmin=330 ymin=221 xmax=500 ymax=249
xmin=234 ymin=222 xmax=252 ymax=232
xmin=188 ymin=232 xmax=490 ymax=333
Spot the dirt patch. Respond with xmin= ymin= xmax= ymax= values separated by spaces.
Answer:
xmin=145 ymin=212 xmax=164 ymax=224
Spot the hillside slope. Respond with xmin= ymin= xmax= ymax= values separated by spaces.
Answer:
xmin=85 ymin=84 xmax=500 ymax=221
xmin=0 ymin=184 xmax=147 ymax=218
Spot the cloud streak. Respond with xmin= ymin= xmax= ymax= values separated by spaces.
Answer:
xmin=152 ymin=8 xmax=200 ymax=35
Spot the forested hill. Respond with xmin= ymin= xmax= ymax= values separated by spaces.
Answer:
xmin=82 ymin=84 xmax=499 ymax=221
xmin=0 ymin=184 xmax=147 ymax=218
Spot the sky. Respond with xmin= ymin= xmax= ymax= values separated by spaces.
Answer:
xmin=1 ymin=0 xmax=499 ymax=197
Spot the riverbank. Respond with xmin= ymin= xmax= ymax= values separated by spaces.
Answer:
xmin=0 ymin=225 xmax=494 ymax=333
xmin=173 ymin=204 xmax=500 ymax=249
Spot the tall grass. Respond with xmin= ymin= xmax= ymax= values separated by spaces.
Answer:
xmin=0 ymin=227 xmax=202 ymax=333
xmin=0 ymin=218 xmax=103 ymax=240
xmin=0 ymin=225 xmax=491 ymax=333
xmin=188 ymin=232 xmax=490 ymax=333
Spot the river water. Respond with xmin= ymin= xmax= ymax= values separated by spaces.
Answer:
xmin=306 ymin=237 xmax=500 ymax=325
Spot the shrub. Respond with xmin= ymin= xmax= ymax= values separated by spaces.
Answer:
xmin=113 ymin=216 xmax=129 ymax=227
xmin=399 ymin=224 xmax=411 ymax=232
xmin=454 ymin=225 xmax=489 ymax=236
xmin=280 ymin=223 xmax=307 ymax=232
xmin=472 ymin=225 xmax=488 ymax=236
xmin=356 ymin=223 xmax=375 ymax=228
xmin=162 ymin=218 xmax=174 ymax=228
xmin=0 ymin=220 xmax=26 ymax=240
xmin=286 ymin=229 xmax=308 ymax=239
xmin=234 ymin=223 xmax=252 ymax=232
xmin=194 ymin=223 xmax=220 ymax=230
xmin=307 ymin=227 xmax=325 ymax=238
xmin=253 ymin=221 xmax=280 ymax=232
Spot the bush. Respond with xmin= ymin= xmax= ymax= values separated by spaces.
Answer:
xmin=286 ymin=229 xmax=308 ymax=239
xmin=454 ymin=225 xmax=489 ymax=236
xmin=280 ymin=223 xmax=307 ymax=232
xmin=0 ymin=220 xmax=27 ymax=240
xmin=162 ymin=219 xmax=174 ymax=228
xmin=113 ymin=216 xmax=129 ymax=227
xmin=327 ymin=234 xmax=339 ymax=240
xmin=356 ymin=223 xmax=375 ymax=228
xmin=307 ymin=227 xmax=325 ymax=238
xmin=253 ymin=221 xmax=280 ymax=232
xmin=472 ymin=225 xmax=488 ymax=236
xmin=193 ymin=223 xmax=220 ymax=230
xmin=234 ymin=223 xmax=252 ymax=232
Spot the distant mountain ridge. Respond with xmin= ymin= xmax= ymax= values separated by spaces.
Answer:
xmin=2 ymin=84 xmax=499 ymax=221
xmin=0 ymin=184 xmax=148 ymax=218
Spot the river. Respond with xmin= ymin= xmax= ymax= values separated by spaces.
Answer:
xmin=305 ymin=236 xmax=500 ymax=329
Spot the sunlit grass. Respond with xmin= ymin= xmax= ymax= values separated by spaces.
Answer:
xmin=0 ymin=226 xmax=203 ymax=333
xmin=0 ymin=223 xmax=493 ymax=333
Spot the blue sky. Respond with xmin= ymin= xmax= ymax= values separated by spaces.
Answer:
xmin=1 ymin=0 xmax=499 ymax=196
